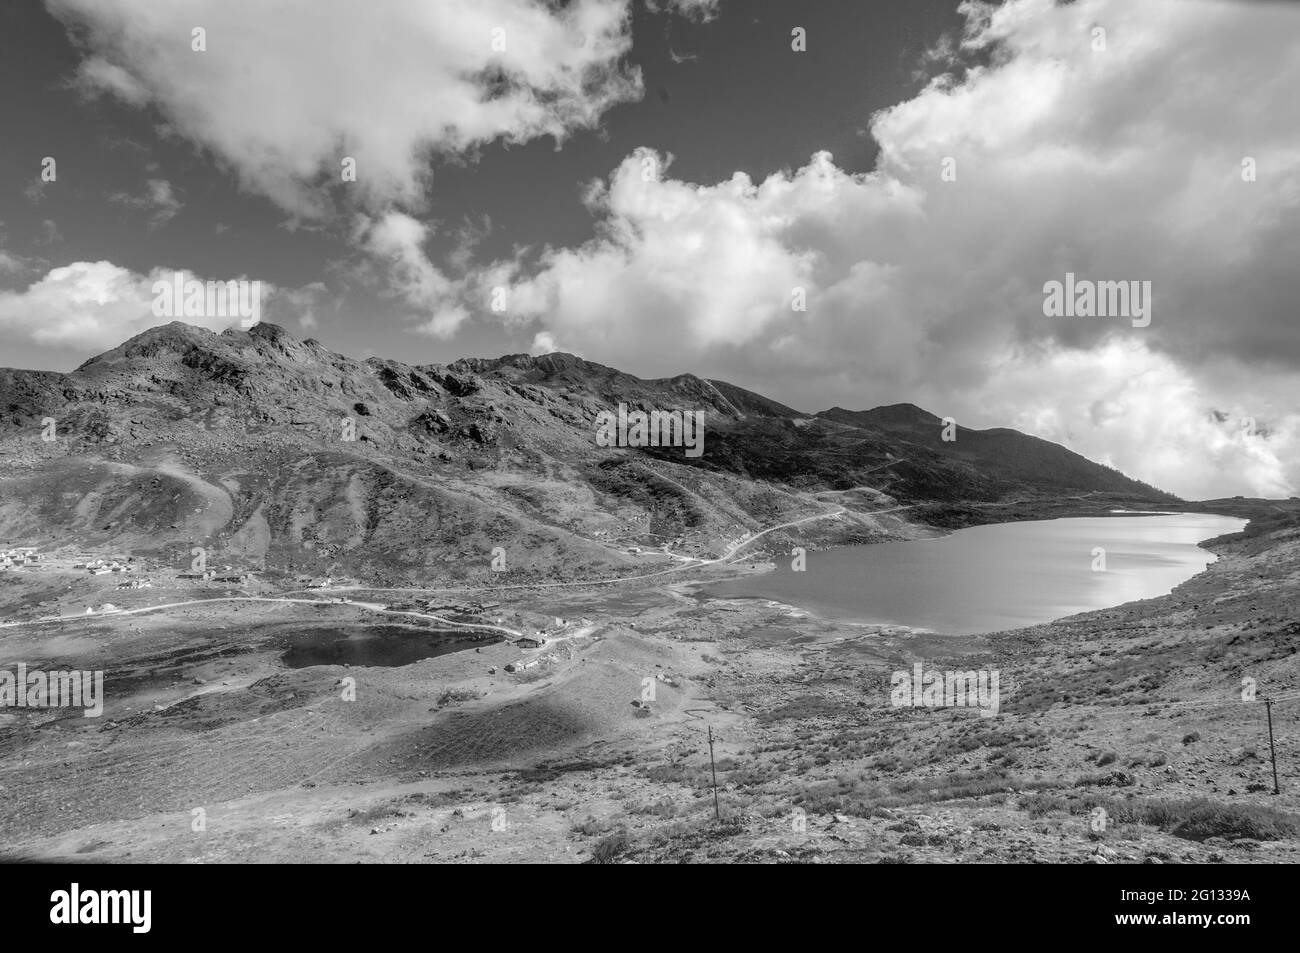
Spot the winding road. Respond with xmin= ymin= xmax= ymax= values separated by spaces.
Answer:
xmin=0 ymin=496 xmax=916 ymax=634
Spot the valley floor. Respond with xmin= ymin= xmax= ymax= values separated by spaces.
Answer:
xmin=2 ymin=513 xmax=1299 ymax=864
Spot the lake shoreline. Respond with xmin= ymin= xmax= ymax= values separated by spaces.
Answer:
xmin=5 ymin=502 xmax=1297 ymax=864
xmin=696 ymin=512 xmax=1247 ymax=636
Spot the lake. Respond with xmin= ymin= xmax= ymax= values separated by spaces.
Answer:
xmin=280 ymin=625 xmax=499 ymax=668
xmin=704 ymin=514 xmax=1246 ymax=635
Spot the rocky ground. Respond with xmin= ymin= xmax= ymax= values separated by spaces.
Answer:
xmin=1 ymin=503 xmax=1298 ymax=864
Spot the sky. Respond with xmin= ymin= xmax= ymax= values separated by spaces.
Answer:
xmin=0 ymin=0 xmax=1297 ymax=500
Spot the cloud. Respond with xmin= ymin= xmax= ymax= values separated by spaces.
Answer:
xmin=497 ymin=148 xmax=834 ymax=352
xmin=107 ymin=178 xmax=183 ymax=230
xmin=269 ymin=281 xmax=329 ymax=332
xmin=35 ymin=220 xmax=62 ymax=246
xmin=0 ymin=250 xmax=47 ymax=283
xmin=49 ymin=0 xmax=643 ymax=218
xmin=967 ymin=339 xmax=1300 ymax=502
xmin=72 ymin=55 xmax=149 ymax=105
xmin=352 ymin=212 xmax=469 ymax=337
xmin=0 ymin=252 xmax=29 ymax=276
xmin=46 ymin=0 xmax=657 ymax=340
xmin=0 ymin=261 xmax=215 ymax=348
xmin=471 ymin=0 xmax=1300 ymax=497
xmin=530 ymin=330 xmax=568 ymax=356
xmin=648 ymin=0 xmax=719 ymax=22
xmin=0 ymin=228 xmax=42 ymax=281
xmin=0 ymin=261 xmax=320 ymax=350
xmin=35 ymin=0 xmax=1300 ymax=497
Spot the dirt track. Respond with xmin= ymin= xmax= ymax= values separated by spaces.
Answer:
xmin=2 ymin=515 xmax=1299 ymax=863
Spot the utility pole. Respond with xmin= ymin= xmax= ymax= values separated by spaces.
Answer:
xmin=707 ymin=724 xmax=721 ymax=822
xmin=1265 ymin=697 xmax=1281 ymax=795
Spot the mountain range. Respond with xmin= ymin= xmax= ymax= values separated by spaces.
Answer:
xmin=0 ymin=322 xmax=1178 ymax=586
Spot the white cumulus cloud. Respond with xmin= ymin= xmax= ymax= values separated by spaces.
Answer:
xmin=469 ymin=0 xmax=1300 ymax=497
xmin=0 ymin=261 xmax=320 ymax=350
xmin=48 ymin=0 xmax=643 ymax=218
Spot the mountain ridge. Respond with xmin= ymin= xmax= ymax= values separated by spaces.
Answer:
xmin=0 ymin=322 xmax=1178 ymax=586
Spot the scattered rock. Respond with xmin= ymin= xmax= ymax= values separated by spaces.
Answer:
xmin=1096 ymin=771 xmax=1135 ymax=788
